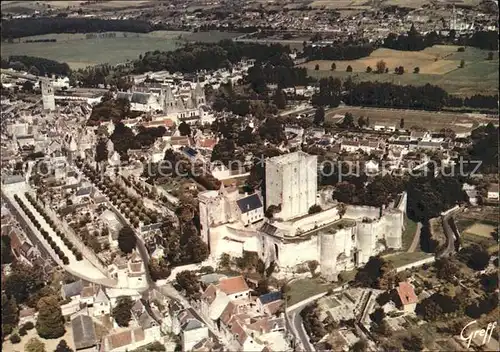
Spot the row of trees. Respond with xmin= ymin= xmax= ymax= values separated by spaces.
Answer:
xmin=77 ymin=161 xmax=161 ymax=228
xmin=70 ymin=64 xmax=133 ymax=89
xmin=24 ymin=193 xmax=83 ymax=261
xmin=13 ymin=194 xmax=71 ymax=265
xmin=383 ymin=26 xmax=498 ymax=52
xmin=326 ymin=174 xmax=406 ymax=208
xmin=246 ymin=61 xmax=311 ymax=92
xmin=3 ymin=263 xmax=67 ymax=342
xmin=87 ymin=96 xmax=133 ymax=126
xmin=465 ymin=123 xmax=498 ymax=173
xmin=383 ymin=25 xmax=441 ymax=51
xmin=406 ymin=176 xmax=468 ymax=222
xmin=300 ymin=302 xmax=328 ymax=344
xmin=132 ymin=40 xmax=291 ymax=74
xmin=1 ymin=55 xmax=71 ymax=77
xmin=303 ymin=43 xmax=375 ymax=61
xmin=2 ymin=18 xmax=152 ymax=39
xmin=447 ymin=94 xmax=498 ymax=110
xmin=108 ymin=122 xmax=166 ymax=159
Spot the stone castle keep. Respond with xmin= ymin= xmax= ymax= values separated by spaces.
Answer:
xmin=199 ymin=151 xmax=406 ymax=280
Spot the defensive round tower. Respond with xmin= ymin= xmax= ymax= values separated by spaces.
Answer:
xmin=384 ymin=210 xmax=403 ymax=249
xmin=356 ymin=221 xmax=374 ymax=265
xmin=320 ymin=232 xmax=338 ymax=281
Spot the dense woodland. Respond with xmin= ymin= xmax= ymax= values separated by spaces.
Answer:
xmin=383 ymin=27 xmax=498 ymax=52
xmin=305 ymin=28 xmax=498 ymax=62
xmin=132 ymin=40 xmax=292 ymax=73
xmin=303 ymin=43 xmax=375 ymax=61
xmin=312 ymin=77 xmax=498 ymax=111
xmin=1 ymin=18 xmax=152 ymax=39
xmin=1 ymin=55 xmax=71 ymax=77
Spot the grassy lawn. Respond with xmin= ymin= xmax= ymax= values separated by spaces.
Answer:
xmin=287 ymin=277 xmax=336 ymax=306
xmin=384 ymin=251 xmax=433 ymax=268
xmin=1 ymin=31 xmax=188 ymax=68
xmin=324 ymin=106 xmax=489 ymax=134
xmin=461 ymin=232 xmax=497 ymax=249
xmin=402 ymin=216 xmax=418 ymax=251
xmin=302 ymin=45 xmax=498 ymax=96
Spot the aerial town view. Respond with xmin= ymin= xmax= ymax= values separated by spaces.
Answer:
xmin=0 ymin=0 xmax=498 ymax=351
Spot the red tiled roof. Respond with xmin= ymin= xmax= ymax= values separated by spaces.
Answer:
xmin=198 ymin=138 xmax=217 ymax=149
xmin=133 ymin=327 xmax=145 ymax=342
xmin=341 ymin=140 xmax=359 ymax=146
xmin=107 ymin=330 xmax=131 ymax=350
xmin=8 ymin=231 xmax=23 ymax=251
xmin=106 ymin=328 xmax=145 ymax=350
xmin=144 ymin=119 xmax=174 ymax=128
xmin=220 ymin=301 xmax=238 ymax=325
xmin=488 ymin=183 xmax=499 ymax=193
xmin=397 ymin=282 xmax=418 ymax=306
xmin=218 ymin=276 xmax=249 ymax=295
xmin=129 ymin=262 xmax=143 ymax=273
xmin=81 ymin=285 xmax=98 ymax=298
xmin=231 ymin=319 xmax=248 ymax=345
xmin=201 ymin=284 xmax=217 ymax=304
xmin=19 ymin=308 xmax=36 ymax=318
xmin=264 ymin=300 xmax=284 ymax=315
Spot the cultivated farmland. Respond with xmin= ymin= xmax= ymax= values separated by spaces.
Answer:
xmin=325 ymin=106 xmax=497 ymax=133
xmin=464 ymin=223 xmax=497 ymax=238
xmin=302 ymin=45 xmax=499 ymax=96
xmin=1 ymin=30 xmax=243 ymax=69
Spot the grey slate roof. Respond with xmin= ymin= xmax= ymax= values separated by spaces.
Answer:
xmin=62 ymin=280 xmax=84 ymax=298
xmin=260 ymin=222 xmax=278 ymax=236
xmin=236 ymin=194 xmax=262 ymax=213
xmin=75 ymin=186 xmax=92 ymax=197
xmin=94 ymin=288 xmax=109 ymax=304
xmin=258 ymin=291 xmax=282 ymax=305
xmin=182 ymin=319 xmax=203 ymax=331
xmin=138 ymin=311 xmax=158 ymax=329
xmin=116 ymin=92 xmax=132 ymax=101
xmin=71 ymin=315 xmax=97 ymax=350
xmin=131 ymin=92 xmax=152 ymax=104
xmin=131 ymin=299 xmax=145 ymax=317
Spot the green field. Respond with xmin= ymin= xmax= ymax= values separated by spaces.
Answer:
xmin=1 ymin=30 xmax=241 ymax=69
xmin=384 ymin=251 xmax=433 ymax=267
xmin=402 ymin=216 xmax=418 ymax=251
xmin=302 ymin=45 xmax=499 ymax=96
xmin=287 ymin=278 xmax=336 ymax=306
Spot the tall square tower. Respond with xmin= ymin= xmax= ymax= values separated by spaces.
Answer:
xmin=41 ymin=78 xmax=55 ymax=111
xmin=265 ymin=151 xmax=318 ymax=220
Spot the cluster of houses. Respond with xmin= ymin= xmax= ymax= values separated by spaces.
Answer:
xmin=50 ymin=273 xmax=287 ymax=352
xmin=196 ymin=275 xmax=289 ymax=352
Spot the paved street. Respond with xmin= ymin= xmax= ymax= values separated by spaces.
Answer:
xmin=2 ymin=183 xmax=113 ymax=284
xmin=2 ymin=193 xmax=52 ymax=261
xmin=291 ymin=308 xmax=314 ymax=352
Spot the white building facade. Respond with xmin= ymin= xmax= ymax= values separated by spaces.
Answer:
xmin=265 ymin=151 xmax=318 ymax=220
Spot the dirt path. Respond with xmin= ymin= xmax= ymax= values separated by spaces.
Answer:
xmin=407 ymin=222 xmax=422 ymax=253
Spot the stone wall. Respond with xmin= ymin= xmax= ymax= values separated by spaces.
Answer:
xmin=345 ymin=205 xmax=380 ymax=220
xmin=396 ymin=256 xmax=435 ymax=272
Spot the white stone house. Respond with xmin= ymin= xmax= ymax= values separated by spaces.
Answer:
xmin=107 ymin=251 xmax=147 ymax=290
xmin=93 ymin=288 xmax=111 ymax=317
xmin=235 ymin=193 xmax=264 ymax=226
xmin=487 ymin=183 xmax=499 ymax=200
xmin=178 ymin=310 xmax=209 ymax=352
